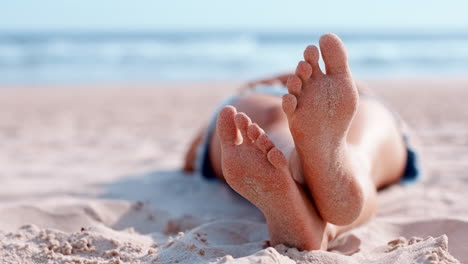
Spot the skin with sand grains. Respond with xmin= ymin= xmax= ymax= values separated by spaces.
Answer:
xmin=185 ymin=33 xmax=407 ymax=251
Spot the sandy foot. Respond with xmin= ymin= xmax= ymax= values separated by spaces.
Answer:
xmin=282 ymin=33 xmax=364 ymax=225
xmin=216 ymin=106 xmax=328 ymax=250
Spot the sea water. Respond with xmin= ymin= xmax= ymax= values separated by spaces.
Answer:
xmin=0 ymin=30 xmax=467 ymax=84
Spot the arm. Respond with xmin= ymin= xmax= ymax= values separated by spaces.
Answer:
xmin=183 ymin=127 xmax=206 ymax=173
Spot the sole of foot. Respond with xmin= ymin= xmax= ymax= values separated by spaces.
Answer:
xmin=216 ymin=105 xmax=328 ymax=250
xmin=282 ymin=33 xmax=364 ymax=226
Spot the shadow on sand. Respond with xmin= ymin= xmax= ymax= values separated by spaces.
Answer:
xmin=99 ymin=168 xmax=264 ymax=236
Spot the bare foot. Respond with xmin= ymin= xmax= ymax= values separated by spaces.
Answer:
xmin=216 ymin=105 xmax=329 ymax=250
xmin=282 ymin=34 xmax=365 ymax=226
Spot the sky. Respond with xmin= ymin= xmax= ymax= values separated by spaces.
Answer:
xmin=1 ymin=0 xmax=468 ymax=32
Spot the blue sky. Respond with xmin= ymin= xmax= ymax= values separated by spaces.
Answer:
xmin=1 ymin=0 xmax=468 ymax=31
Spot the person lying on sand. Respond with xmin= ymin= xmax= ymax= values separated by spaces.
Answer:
xmin=182 ymin=33 xmax=421 ymax=250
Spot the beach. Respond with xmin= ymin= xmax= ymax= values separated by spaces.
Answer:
xmin=0 ymin=78 xmax=467 ymax=263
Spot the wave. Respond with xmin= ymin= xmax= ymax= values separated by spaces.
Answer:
xmin=0 ymin=32 xmax=467 ymax=83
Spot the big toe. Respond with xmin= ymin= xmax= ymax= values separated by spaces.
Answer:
xmin=319 ymin=33 xmax=350 ymax=75
xmin=217 ymin=105 xmax=240 ymax=147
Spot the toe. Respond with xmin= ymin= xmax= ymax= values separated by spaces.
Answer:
xmin=282 ymin=94 xmax=297 ymax=116
xmin=295 ymin=61 xmax=312 ymax=80
xmin=286 ymin=75 xmax=302 ymax=95
xmin=255 ymin=133 xmax=274 ymax=153
xmin=319 ymin=33 xmax=350 ymax=75
xmin=267 ymin=147 xmax=288 ymax=169
xmin=304 ymin=45 xmax=323 ymax=75
xmin=234 ymin=112 xmax=252 ymax=144
xmin=247 ymin=123 xmax=263 ymax=142
xmin=216 ymin=106 xmax=240 ymax=147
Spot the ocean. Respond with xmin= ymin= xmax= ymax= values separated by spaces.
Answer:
xmin=0 ymin=31 xmax=467 ymax=84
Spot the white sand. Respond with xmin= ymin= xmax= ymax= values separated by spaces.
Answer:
xmin=0 ymin=79 xmax=467 ymax=263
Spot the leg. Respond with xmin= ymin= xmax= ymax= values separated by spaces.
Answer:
xmin=347 ymin=98 xmax=407 ymax=188
xmin=323 ymin=96 xmax=408 ymax=236
xmin=213 ymin=95 xmax=407 ymax=250
xmin=210 ymin=34 xmax=408 ymax=249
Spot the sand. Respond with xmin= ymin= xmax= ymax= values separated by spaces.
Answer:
xmin=0 ymin=79 xmax=467 ymax=263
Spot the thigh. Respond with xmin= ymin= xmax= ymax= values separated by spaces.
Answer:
xmin=347 ymin=97 xmax=407 ymax=188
